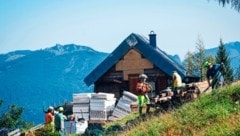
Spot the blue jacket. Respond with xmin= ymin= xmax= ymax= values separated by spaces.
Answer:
xmin=206 ymin=64 xmax=221 ymax=79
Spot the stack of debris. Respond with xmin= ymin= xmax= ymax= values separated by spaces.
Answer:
xmin=89 ymin=93 xmax=116 ymax=122
xmin=110 ymin=91 xmax=138 ymax=120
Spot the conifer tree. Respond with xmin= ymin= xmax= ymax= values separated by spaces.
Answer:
xmin=216 ymin=0 xmax=240 ymax=12
xmin=194 ymin=36 xmax=207 ymax=81
xmin=0 ymin=99 xmax=32 ymax=131
xmin=183 ymin=36 xmax=214 ymax=81
xmin=183 ymin=51 xmax=195 ymax=76
xmin=215 ymin=38 xmax=234 ymax=84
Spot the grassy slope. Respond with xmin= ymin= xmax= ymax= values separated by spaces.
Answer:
xmin=109 ymin=81 xmax=240 ymax=136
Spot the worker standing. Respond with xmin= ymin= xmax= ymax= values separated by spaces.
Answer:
xmin=45 ymin=106 xmax=55 ymax=132
xmin=136 ymin=74 xmax=152 ymax=115
xmin=54 ymin=107 xmax=67 ymax=135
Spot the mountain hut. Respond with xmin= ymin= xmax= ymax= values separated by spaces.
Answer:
xmin=84 ymin=31 xmax=186 ymax=99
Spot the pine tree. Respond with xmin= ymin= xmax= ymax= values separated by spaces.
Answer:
xmin=183 ymin=51 xmax=195 ymax=76
xmin=194 ymin=36 xmax=207 ymax=81
xmin=0 ymin=99 xmax=33 ymax=131
xmin=215 ymin=38 xmax=234 ymax=84
xmin=183 ymin=36 xmax=214 ymax=81
xmin=217 ymin=0 xmax=240 ymax=12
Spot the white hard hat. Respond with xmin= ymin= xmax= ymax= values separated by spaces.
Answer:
xmin=139 ymin=74 xmax=148 ymax=79
xmin=48 ymin=106 xmax=54 ymax=110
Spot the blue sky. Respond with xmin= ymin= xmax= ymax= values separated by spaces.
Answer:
xmin=0 ymin=0 xmax=240 ymax=60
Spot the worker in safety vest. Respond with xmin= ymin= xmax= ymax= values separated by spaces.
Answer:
xmin=45 ymin=106 xmax=55 ymax=132
xmin=136 ymin=74 xmax=152 ymax=115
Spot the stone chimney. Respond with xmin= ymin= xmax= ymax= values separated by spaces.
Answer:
xmin=149 ymin=30 xmax=157 ymax=47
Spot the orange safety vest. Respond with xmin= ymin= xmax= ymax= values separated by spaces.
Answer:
xmin=45 ymin=112 xmax=54 ymax=124
xmin=136 ymin=82 xmax=151 ymax=95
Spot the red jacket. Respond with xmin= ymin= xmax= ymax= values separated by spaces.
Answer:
xmin=45 ymin=112 xmax=54 ymax=124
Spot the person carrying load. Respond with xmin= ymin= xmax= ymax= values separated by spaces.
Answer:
xmin=203 ymin=61 xmax=225 ymax=90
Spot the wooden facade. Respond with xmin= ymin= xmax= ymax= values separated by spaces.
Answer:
xmin=84 ymin=32 xmax=186 ymax=99
xmin=94 ymin=49 xmax=171 ymax=99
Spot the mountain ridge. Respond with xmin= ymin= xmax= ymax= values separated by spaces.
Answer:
xmin=0 ymin=44 xmax=108 ymax=124
xmin=0 ymin=41 xmax=239 ymax=124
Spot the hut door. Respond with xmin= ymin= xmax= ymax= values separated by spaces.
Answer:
xmin=128 ymin=75 xmax=139 ymax=95
xmin=156 ymin=76 xmax=168 ymax=95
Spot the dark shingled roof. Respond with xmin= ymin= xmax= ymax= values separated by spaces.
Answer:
xmin=84 ymin=33 xmax=186 ymax=86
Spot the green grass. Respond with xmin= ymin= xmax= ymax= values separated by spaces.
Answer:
xmin=105 ymin=81 xmax=240 ymax=136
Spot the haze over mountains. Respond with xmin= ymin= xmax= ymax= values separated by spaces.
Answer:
xmin=0 ymin=44 xmax=108 ymax=124
xmin=0 ymin=42 xmax=239 ymax=124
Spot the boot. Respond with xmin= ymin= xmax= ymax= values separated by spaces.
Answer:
xmin=139 ymin=107 xmax=142 ymax=115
